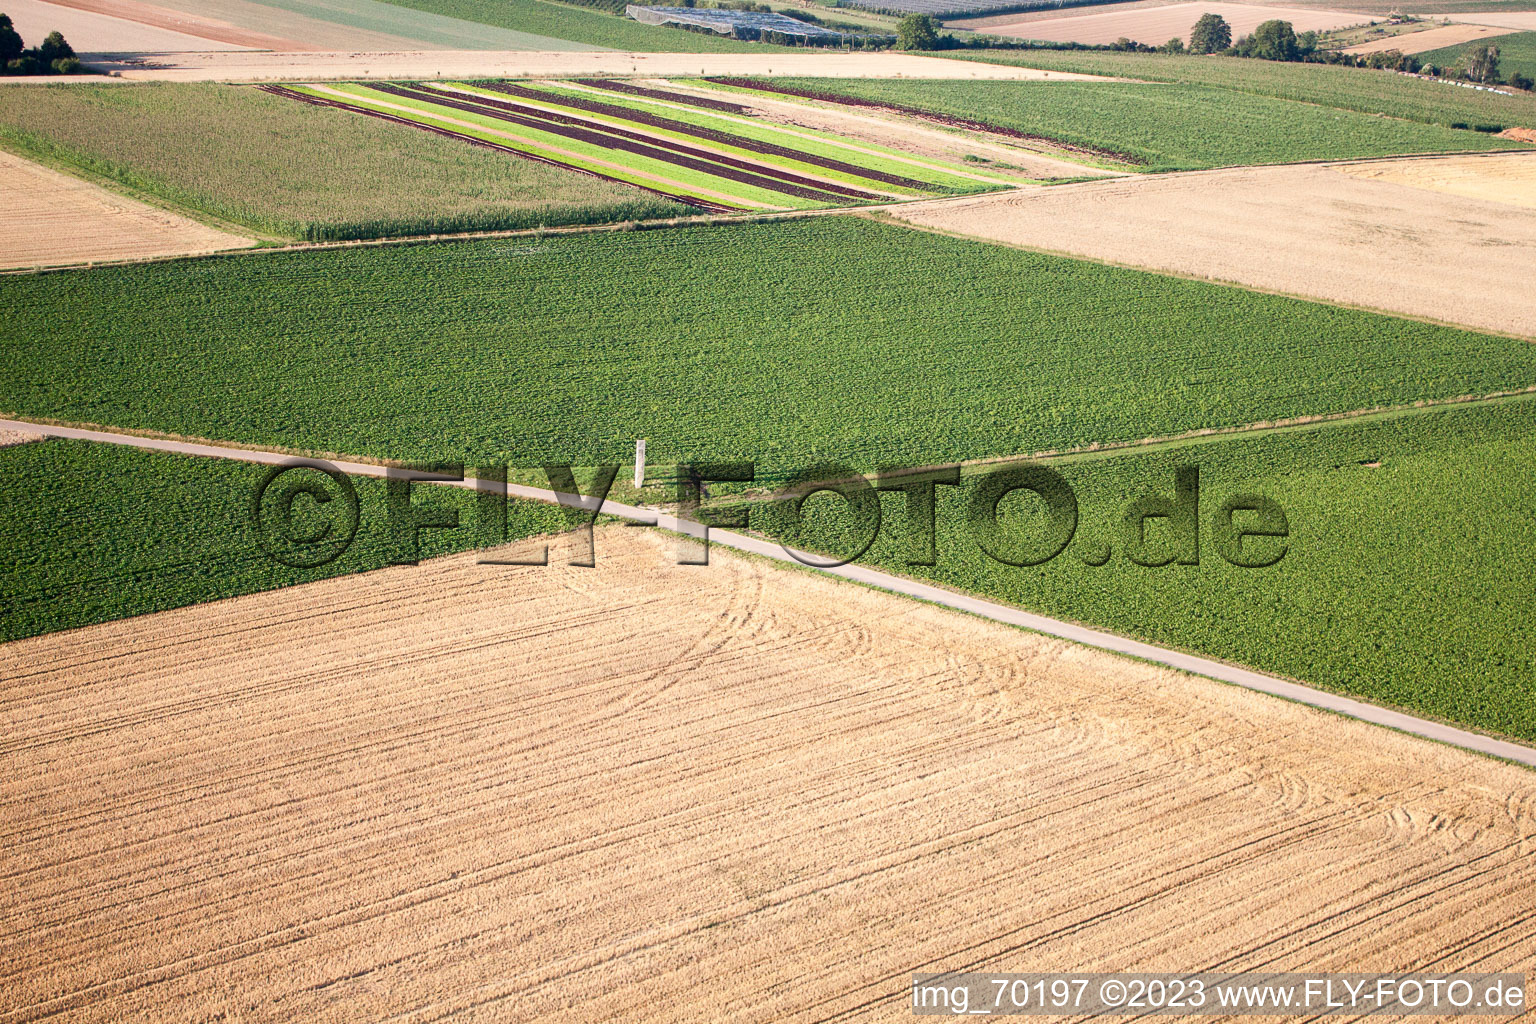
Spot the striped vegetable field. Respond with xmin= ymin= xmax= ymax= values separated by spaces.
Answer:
xmin=266 ymin=79 xmax=1011 ymax=211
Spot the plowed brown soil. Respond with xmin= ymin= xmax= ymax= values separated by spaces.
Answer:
xmin=3 ymin=528 xmax=1534 ymax=1022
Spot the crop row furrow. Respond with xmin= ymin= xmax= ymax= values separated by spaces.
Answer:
xmin=364 ymin=83 xmax=854 ymax=206
xmin=257 ymin=86 xmax=742 ymax=214
xmin=576 ymin=77 xmax=752 ymax=114
xmin=471 ymin=80 xmax=940 ymax=193
xmin=702 ymin=77 xmax=1146 ymax=164
xmin=408 ymin=83 xmax=885 ymax=201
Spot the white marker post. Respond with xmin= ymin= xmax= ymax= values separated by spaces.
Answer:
xmin=634 ymin=439 xmax=646 ymax=490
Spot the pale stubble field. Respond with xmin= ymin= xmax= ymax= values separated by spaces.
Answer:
xmin=3 ymin=528 xmax=1534 ymax=1021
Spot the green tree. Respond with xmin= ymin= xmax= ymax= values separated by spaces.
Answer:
xmin=1461 ymin=44 xmax=1500 ymax=83
xmin=38 ymin=30 xmax=72 ymax=64
xmin=0 ymin=13 xmax=23 ymax=66
xmin=1249 ymin=19 xmax=1299 ymax=60
xmin=896 ymin=13 xmax=938 ymax=50
xmin=1189 ymin=13 xmax=1231 ymax=54
xmin=7 ymin=53 xmax=40 ymax=75
xmin=1160 ymin=36 xmax=1186 ymax=53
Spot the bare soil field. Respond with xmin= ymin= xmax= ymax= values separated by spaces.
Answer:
xmin=128 ymin=0 xmax=606 ymax=53
xmin=3 ymin=527 xmax=1535 ymax=1021
xmin=0 ymin=428 xmax=42 ymax=448
xmin=974 ymin=1 xmax=1368 ymax=45
xmin=890 ymin=153 xmax=1536 ymax=338
xmin=0 ymin=150 xmax=251 ymax=271
xmin=955 ymin=0 xmax=1185 ymax=28
xmin=1444 ymin=9 xmax=1536 ymax=28
xmin=36 ymin=0 xmax=314 ymax=50
xmin=85 ymin=49 xmax=1113 ymax=83
xmin=1337 ymin=149 xmax=1536 ymax=205
xmin=1343 ymin=21 xmax=1514 ymax=52
xmin=1 ymin=0 xmax=259 ymax=53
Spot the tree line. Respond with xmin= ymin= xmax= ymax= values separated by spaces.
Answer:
xmin=890 ymin=10 xmax=1532 ymax=92
xmin=0 ymin=13 xmax=82 ymax=75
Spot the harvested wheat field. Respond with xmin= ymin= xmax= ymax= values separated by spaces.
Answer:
xmin=1343 ymin=22 xmax=1514 ymax=54
xmin=974 ymin=1 xmax=1366 ymax=46
xmin=1338 ymin=150 xmax=1536 ymax=208
xmin=88 ymin=49 xmax=1112 ymax=83
xmin=890 ymin=154 xmax=1536 ymax=338
xmin=4 ymin=527 xmax=1535 ymax=1022
xmin=0 ymin=150 xmax=250 ymax=271
xmin=0 ymin=0 xmax=261 ymax=53
xmin=1445 ymin=10 xmax=1536 ymax=30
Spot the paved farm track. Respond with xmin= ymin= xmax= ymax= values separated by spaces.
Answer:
xmin=3 ymin=528 xmax=1535 ymax=1021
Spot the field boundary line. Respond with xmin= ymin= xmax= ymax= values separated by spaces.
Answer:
xmin=0 ymin=137 xmax=275 ymax=246
xmin=871 ymin=207 xmax=1536 ymax=343
xmin=959 ymin=383 xmax=1536 ymax=468
xmin=6 ymin=148 xmax=1526 ymax=278
xmin=5 ymin=414 xmax=1534 ymax=770
xmin=0 ymin=187 xmax=1025 ymax=277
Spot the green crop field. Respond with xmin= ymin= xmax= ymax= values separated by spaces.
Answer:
xmin=738 ymin=397 xmax=1536 ymax=741
xmin=0 ymin=440 xmax=570 ymax=642
xmin=4 ymin=218 xmax=1536 ymax=483
xmin=1419 ymin=31 xmax=1536 ymax=84
xmin=0 ymin=83 xmax=683 ymax=241
xmin=934 ymin=50 xmax=1536 ymax=132
xmin=277 ymin=80 xmax=998 ymax=212
xmin=380 ymin=0 xmax=795 ymax=50
xmin=749 ymin=78 xmax=1526 ymax=169
xmin=503 ymin=80 xmax=1005 ymax=189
